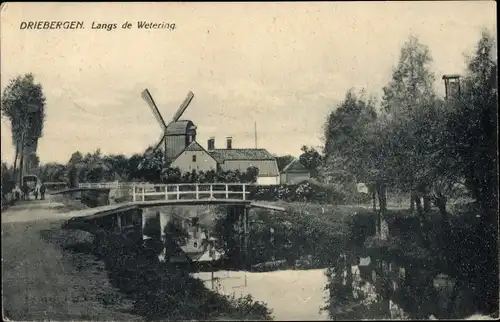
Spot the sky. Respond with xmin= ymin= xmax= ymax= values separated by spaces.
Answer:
xmin=0 ymin=2 xmax=497 ymax=165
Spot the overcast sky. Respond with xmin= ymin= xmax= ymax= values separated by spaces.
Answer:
xmin=0 ymin=2 xmax=496 ymax=165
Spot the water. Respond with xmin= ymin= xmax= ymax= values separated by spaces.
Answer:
xmin=324 ymin=253 xmax=475 ymax=320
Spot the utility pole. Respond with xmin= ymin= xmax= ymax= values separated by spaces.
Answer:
xmin=254 ymin=121 xmax=258 ymax=149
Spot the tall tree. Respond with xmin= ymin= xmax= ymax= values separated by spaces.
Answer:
xmin=1 ymin=73 xmax=46 ymax=184
xmin=381 ymin=35 xmax=437 ymax=212
xmin=451 ymin=31 xmax=498 ymax=221
xmin=323 ymin=89 xmax=377 ymax=184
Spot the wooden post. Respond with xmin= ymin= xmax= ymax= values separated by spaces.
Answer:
xmin=210 ymin=184 xmax=213 ymax=199
xmin=132 ymin=185 xmax=136 ymax=202
xmin=225 ymin=184 xmax=229 ymax=199
xmin=176 ymin=185 xmax=180 ymax=200
xmin=116 ymin=213 xmax=122 ymax=233
xmin=165 ymin=185 xmax=169 ymax=200
xmin=243 ymin=184 xmax=247 ymax=200
xmin=244 ymin=207 xmax=249 ymax=277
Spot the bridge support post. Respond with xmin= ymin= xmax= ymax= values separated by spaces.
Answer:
xmin=116 ymin=213 xmax=122 ymax=233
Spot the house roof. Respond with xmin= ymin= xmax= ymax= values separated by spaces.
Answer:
xmin=208 ymin=148 xmax=275 ymax=163
xmin=170 ymin=140 xmax=218 ymax=164
xmin=282 ymin=159 xmax=309 ymax=173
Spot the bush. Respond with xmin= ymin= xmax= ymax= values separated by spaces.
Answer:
xmin=248 ymin=180 xmax=355 ymax=204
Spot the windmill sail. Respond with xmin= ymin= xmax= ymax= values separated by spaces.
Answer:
xmin=141 ymin=89 xmax=168 ymax=130
xmin=153 ymin=135 xmax=165 ymax=152
xmin=172 ymin=91 xmax=194 ymax=122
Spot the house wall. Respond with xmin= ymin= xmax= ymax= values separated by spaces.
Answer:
xmin=170 ymin=150 xmax=217 ymax=174
xmin=222 ymin=160 xmax=279 ymax=176
xmin=257 ymin=175 xmax=280 ymax=186
xmin=281 ymin=172 xmax=311 ymax=184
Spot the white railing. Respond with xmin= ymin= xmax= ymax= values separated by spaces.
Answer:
xmin=131 ymin=183 xmax=250 ymax=202
xmin=78 ymin=182 xmax=252 ymax=202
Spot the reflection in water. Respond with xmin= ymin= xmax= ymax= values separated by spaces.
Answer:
xmin=324 ymin=254 xmax=470 ymax=320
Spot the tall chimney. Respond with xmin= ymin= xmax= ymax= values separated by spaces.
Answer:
xmin=442 ymin=74 xmax=461 ymax=100
xmin=226 ymin=136 xmax=233 ymax=149
xmin=208 ymin=137 xmax=215 ymax=151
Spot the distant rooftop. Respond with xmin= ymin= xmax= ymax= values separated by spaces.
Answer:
xmin=209 ymin=148 xmax=276 ymax=163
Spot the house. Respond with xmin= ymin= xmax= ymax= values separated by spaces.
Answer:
xmin=170 ymin=137 xmax=280 ymax=186
xmin=280 ymin=159 xmax=310 ymax=184
xmin=170 ymin=140 xmax=218 ymax=173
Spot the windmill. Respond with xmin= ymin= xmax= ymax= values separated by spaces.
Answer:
xmin=141 ymin=89 xmax=197 ymax=162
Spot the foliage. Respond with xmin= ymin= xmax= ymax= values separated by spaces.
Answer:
xmin=323 ymin=89 xmax=378 ymax=186
xmin=298 ymin=145 xmax=323 ymax=178
xmin=1 ymin=162 xmax=15 ymax=199
xmin=1 ymin=73 xmax=46 ymax=179
xmin=161 ymin=166 xmax=259 ymax=184
xmin=249 ymin=180 xmax=368 ymax=204
xmin=275 ymin=155 xmax=296 ymax=172
xmin=446 ymin=31 xmax=498 ymax=221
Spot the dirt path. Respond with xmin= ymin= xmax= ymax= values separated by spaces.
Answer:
xmin=1 ymin=198 xmax=142 ymax=321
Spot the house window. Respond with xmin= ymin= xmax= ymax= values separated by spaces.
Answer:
xmin=192 ymin=155 xmax=197 ymax=162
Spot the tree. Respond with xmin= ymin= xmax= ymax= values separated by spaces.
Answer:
xmin=381 ymin=35 xmax=437 ymax=212
xmin=299 ymin=146 xmax=322 ymax=178
xmin=1 ymin=73 xmax=46 ymax=184
xmin=244 ymin=166 xmax=259 ymax=183
xmin=449 ymin=31 xmax=498 ymax=222
xmin=36 ymin=162 xmax=66 ymax=183
xmin=66 ymin=151 xmax=83 ymax=188
xmin=275 ymin=155 xmax=296 ymax=172
xmin=136 ymin=150 xmax=164 ymax=183
xmin=323 ymin=89 xmax=377 ymax=184
xmin=1 ymin=162 xmax=15 ymax=199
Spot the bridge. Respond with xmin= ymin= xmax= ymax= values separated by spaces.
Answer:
xmin=55 ymin=182 xmax=285 ymax=268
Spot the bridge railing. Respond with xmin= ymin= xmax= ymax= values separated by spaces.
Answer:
xmin=131 ymin=183 xmax=251 ymax=202
xmin=78 ymin=182 xmax=252 ymax=202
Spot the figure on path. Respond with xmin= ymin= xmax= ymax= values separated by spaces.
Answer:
xmin=22 ymin=183 xmax=29 ymax=200
xmin=13 ymin=185 xmax=21 ymax=200
xmin=40 ymin=183 xmax=46 ymax=200
xmin=34 ymin=186 xmax=39 ymax=200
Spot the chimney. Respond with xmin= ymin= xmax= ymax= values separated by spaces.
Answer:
xmin=226 ymin=136 xmax=233 ymax=149
xmin=442 ymin=74 xmax=461 ymax=100
xmin=207 ymin=137 xmax=215 ymax=151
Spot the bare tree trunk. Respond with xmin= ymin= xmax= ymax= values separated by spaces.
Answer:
xmin=423 ymin=195 xmax=432 ymax=212
xmin=410 ymin=193 xmax=415 ymax=211
xmin=12 ymin=142 xmax=19 ymax=187
xmin=376 ymin=181 xmax=387 ymax=238
xmin=414 ymin=195 xmax=430 ymax=248
xmin=372 ymin=190 xmax=377 ymax=213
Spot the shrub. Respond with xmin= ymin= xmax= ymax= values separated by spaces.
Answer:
xmin=248 ymin=180 xmax=354 ymax=204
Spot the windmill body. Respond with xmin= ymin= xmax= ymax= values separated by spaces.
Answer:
xmin=142 ymin=89 xmax=197 ymax=162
